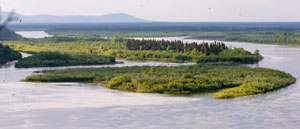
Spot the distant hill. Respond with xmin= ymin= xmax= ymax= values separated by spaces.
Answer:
xmin=0 ymin=27 xmax=22 ymax=41
xmin=2 ymin=12 xmax=149 ymax=23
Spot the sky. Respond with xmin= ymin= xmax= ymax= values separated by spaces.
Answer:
xmin=1 ymin=0 xmax=300 ymax=22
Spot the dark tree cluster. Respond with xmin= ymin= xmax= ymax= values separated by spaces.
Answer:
xmin=0 ymin=43 xmax=22 ymax=64
xmin=126 ymin=39 xmax=227 ymax=55
xmin=15 ymin=51 xmax=115 ymax=68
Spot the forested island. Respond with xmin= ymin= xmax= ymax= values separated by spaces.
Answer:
xmin=0 ymin=43 xmax=22 ymax=64
xmin=15 ymin=51 xmax=115 ymax=68
xmin=4 ymin=38 xmax=262 ymax=63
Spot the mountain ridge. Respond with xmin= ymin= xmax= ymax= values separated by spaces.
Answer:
xmin=2 ymin=12 xmax=149 ymax=23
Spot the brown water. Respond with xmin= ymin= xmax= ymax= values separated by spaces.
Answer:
xmin=0 ymin=37 xmax=299 ymax=129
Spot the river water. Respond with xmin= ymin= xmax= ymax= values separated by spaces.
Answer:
xmin=0 ymin=37 xmax=300 ymax=129
xmin=15 ymin=31 xmax=53 ymax=38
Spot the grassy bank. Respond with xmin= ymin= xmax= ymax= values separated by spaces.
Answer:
xmin=0 ymin=43 xmax=22 ymax=64
xmin=15 ymin=51 xmax=115 ymax=68
xmin=23 ymin=63 xmax=296 ymax=99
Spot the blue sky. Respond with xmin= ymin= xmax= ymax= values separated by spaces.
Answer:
xmin=1 ymin=0 xmax=300 ymax=22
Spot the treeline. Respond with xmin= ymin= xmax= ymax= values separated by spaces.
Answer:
xmin=15 ymin=51 xmax=115 ymax=68
xmin=0 ymin=43 xmax=22 ymax=64
xmin=18 ymin=36 xmax=109 ymax=43
xmin=190 ymin=31 xmax=300 ymax=45
xmin=126 ymin=39 xmax=227 ymax=55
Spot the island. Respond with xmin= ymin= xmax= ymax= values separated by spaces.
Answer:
xmin=23 ymin=62 xmax=295 ymax=99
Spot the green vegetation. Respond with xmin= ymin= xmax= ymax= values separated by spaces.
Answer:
xmin=6 ymin=23 xmax=297 ymax=99
xmin=4 ymin=38 xmax=262 ymax=63
xmin=18 ymin=36 xmax=110 ymax=43
xmin=9 ymin=22 xmax=300 ymax=45
xmin=15 ymin=51 xmax=115 ymax=68
xmin=0 ymin=43 xmax=22 ymax=64
xmin=11 ymin=22 xmax=300 ymax=44
xmin=23 ymin=63 xmax=296 ymax=99
xmin=196 ymin=49 xmax=262 ymax=63
xmin=126 ymin=39 xmax=226 ymax=55
xmin=188 ymin=31 xmax=300 ymax=45
xmin=126 ymin=39 xmax=262 ymax=63
xmin=51 ymin=31 xmax=300 ymax=45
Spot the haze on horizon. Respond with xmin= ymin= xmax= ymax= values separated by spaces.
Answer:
xmin=1 ymin=0 xmax=300 ymax=22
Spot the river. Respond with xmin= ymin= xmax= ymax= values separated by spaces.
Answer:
xmin=15 ymin=31 xmax=53 ymax=38
xmin=0 ymin=37 xmax=299 ymax=129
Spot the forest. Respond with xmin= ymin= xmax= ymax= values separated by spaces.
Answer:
xmin=15 ymin=51 xmax=115 ymax=68
xmin=126 ymin=39 xmax=226 ymax=55
xmin=23 ymin=63 xmax=296 ymax=99
xmin=0 ymin=43 xmax=22 ymax=64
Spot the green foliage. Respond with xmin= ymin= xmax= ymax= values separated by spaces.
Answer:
xmin=0 ymin=43 xmax=22 ymax=64
xmin=196 ymin=48 xmax=263 ymax=63
xmin=23 ymin=63 xmax=296 ymax=99
xmin=4 ymin=39 xmax=261 ymax=63
xmin=19 ymin=36 xmax=109 ymax=43
xmin=15 ymin=51 xmax=115 ymax=68
xmin=10 ymin=23 xmax=300 ymax=45
xmin=112 ymin=36 xmax=126 ymax=43
xmin=182 ymin=73 xmax=193 ymax=79
xmin=126 ymin=39 xmax=226 ymax=55
xmin=189 ymin=31 xmax=300 ymax=45
xmin=214 ymin=76 xmax=296 ymax=99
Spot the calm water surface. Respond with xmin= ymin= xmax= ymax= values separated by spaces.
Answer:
xmin=0 ymin=37 xmax=300 ymax=129
xmin=15 ymin=31 xmax=53 ymax=38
